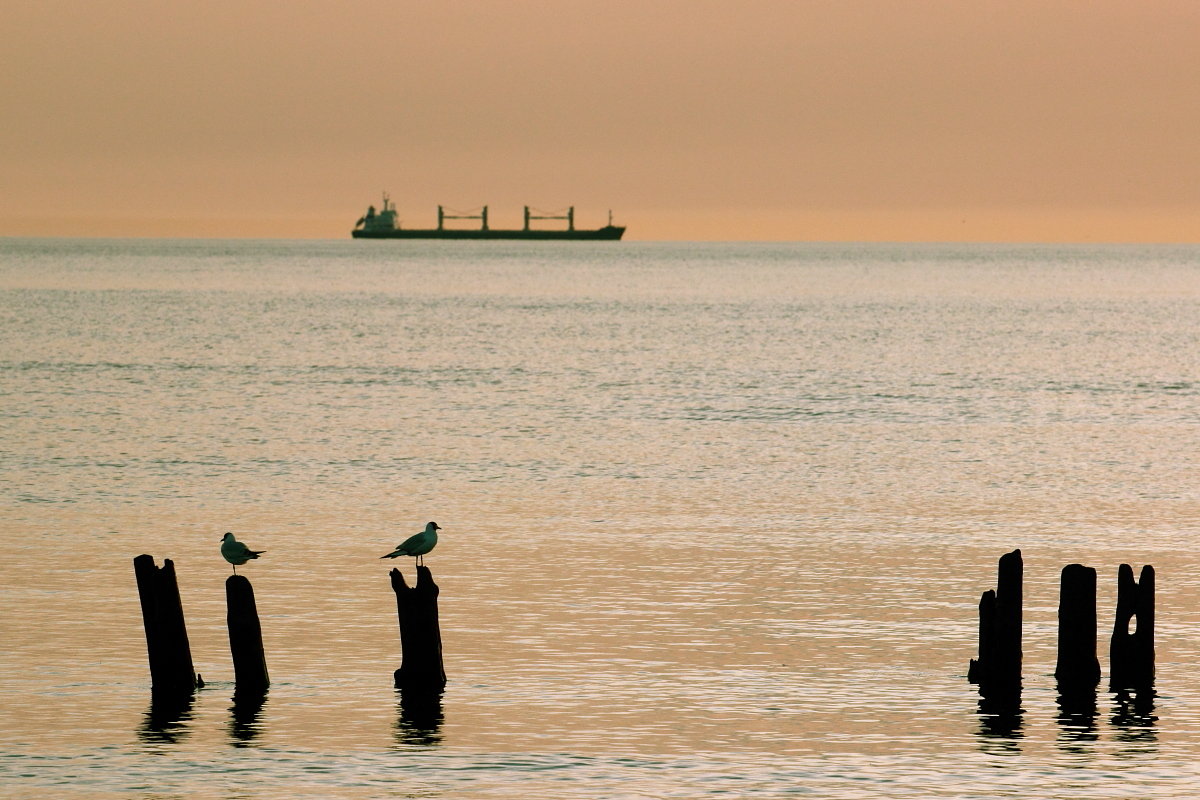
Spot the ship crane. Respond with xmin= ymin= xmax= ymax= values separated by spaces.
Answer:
xmin=438 ymin=205 xmax=488 ymax=231
xmin=524 ymin=206 xmax=575 ymax=232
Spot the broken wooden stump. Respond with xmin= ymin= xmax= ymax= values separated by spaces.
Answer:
xmin=133 ymin=554 xmax=196 ymax=696
xmin=391 ymin=565 xmax=446 ymax=694
xmin=968 ymin=549 xmax=1022 ymax=704
xmin=226 ymin=574 xmax=270 ymax=691
xmin=1055 ymin=563 xmax=1100 ymax=694
xmin=1109 ymin=563 xmax=1154 ymax=691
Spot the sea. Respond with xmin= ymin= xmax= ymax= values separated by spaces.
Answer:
xmin=1 ymin=237 xmax=1198 ymax=799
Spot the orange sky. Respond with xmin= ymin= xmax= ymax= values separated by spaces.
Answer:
xmin=2 ymin=0 xmax=1197 ymax=241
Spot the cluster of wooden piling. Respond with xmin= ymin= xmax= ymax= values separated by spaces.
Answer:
xmin=966 ymin=549 xmax=1023 ymax=701
xmin=133 ymin=554 xmax=445 ymax=699
xmin=138 ymin=547 xmax=1156 ymax=715
xmin=969 ymin=549 xmax=1155 ymax=704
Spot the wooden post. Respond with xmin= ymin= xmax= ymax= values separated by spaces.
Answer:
xmin=1055 ymin=563 xmax=1100 ymax=693
xmin=133 ymin=554 xmax=196 ymax=695
xmin=391 ymin=566 xmax=446 ymax=693
xmin=226 ymin=575 xmax=269 ymax=691
xmin=968 ymin=549 xmax=1022 ymax=702
xmin=1109 ymin=564 xmax=1155 ymax=691
xmin=967 ymin=590 xmax=994 ymax=685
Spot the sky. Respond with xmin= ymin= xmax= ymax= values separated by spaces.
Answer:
xmin=2 ymin=0 xmax=1198 ymax=242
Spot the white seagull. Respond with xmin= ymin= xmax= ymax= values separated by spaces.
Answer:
xmin=221 ymin=532 xmax=264 ymax=574
xmin=381 ymin=521 xmax=441 ymax=565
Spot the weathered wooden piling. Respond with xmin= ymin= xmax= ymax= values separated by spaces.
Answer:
xmin=1109 ymin=564 xmax=1154 ymax=691
xmin=226 ymin=574 xmax=270 ymax=691
xmin=968 ymin=549 xmax=1022 ymax=701
xmin=1055 ymin=563 xmax=1100 ymax=693
xmin=967 ymin=590 xmax=995 ymax=685
xmin=391 ymin=566 xmax=446 ymax=693
xmin=133 ymin=554 xmax=196 ymax=695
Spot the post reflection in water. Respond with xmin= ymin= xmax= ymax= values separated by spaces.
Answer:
xmin=138 ymin=691 xmax=195 ymax=745
xmin=229 ymin=688 xmax=269 ymax=746
xmin=1055 ymin=689 xmax=1099 ymax=751
xmin=975 ymin=693 xmax=1023 ymax=754
xmin=1111 ymin=689 xmax=1158 ymax=754
xmin=394 ymin=690 xmax=443 ymax=748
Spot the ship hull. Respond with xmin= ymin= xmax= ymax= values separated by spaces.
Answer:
xmin=352 ymin=226 xmax=625 ymax=240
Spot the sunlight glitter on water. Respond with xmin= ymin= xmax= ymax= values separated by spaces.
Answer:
xmin=2 ymin=239 xmax=1199 ymax=798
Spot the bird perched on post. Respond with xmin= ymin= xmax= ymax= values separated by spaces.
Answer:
xmin=221 ymin=532 xmax=264 ymax=574
xmin=381 ymin=522 xmax=441 ymax=565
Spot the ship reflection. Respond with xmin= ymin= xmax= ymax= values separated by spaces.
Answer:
xmin=138 ymin=691 xmax=195 ymax=744
xmin=229 ymin=687 xmax=269 ymax=746
xmin=394 ymin=690 xmax=443 ymax=748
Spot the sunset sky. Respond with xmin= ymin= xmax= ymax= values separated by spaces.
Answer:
xmin=3 ymin=1 xmax=1197 ymax=241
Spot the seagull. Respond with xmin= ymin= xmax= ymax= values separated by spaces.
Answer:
xmin=381 ymin=521 xmax=441 ymax=565
xmin=221 ymin=532 xmax=264 ymax=574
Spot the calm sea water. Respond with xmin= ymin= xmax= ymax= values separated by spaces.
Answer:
xmin=1 ymin=237 xmax=1199 ymax=798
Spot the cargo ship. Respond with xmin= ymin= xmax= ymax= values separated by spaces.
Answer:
xmin=352 ymin=194 xmax=625 ymax=240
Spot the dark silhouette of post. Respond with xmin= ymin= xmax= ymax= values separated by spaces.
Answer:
xmin=1055 ymin=563 xmax=1100 ymax=693
xmin=133 ymin=554 xmax=196 ymax=695
xmin=226 ymin=575 xmax=269 ymax=691
xmin=967 ymin=590 xmax=995 ymax=685
xmin=968 ymin=549 xmax=1022 ymax=702
xmin=391 ymin=566 xmax=446 ymax=693
xmin=1109 ymin=564 xmax=1154 ymax=691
